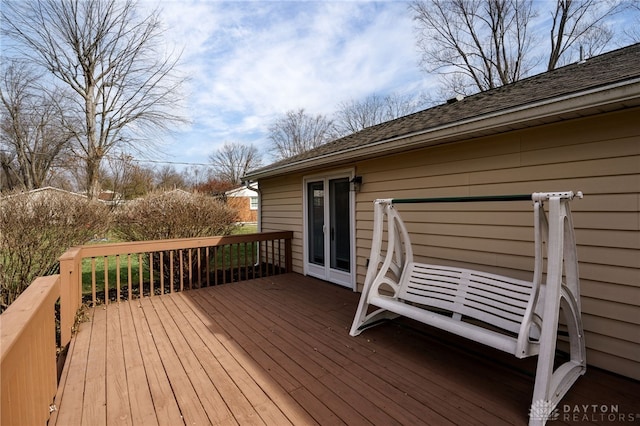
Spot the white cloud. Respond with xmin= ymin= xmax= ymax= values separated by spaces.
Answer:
xmin=151 ymin=1 xmax=436 ymax=164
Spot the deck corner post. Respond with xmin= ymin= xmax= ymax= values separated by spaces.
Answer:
xmin=59 ymin=247 xmax=83 ymax=347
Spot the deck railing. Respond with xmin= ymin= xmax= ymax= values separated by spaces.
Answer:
xmin=0 ymin=231 xmax=293 ymax=425
xmin=58 ymin=231 xmax=293 ymax=346
xmin=1 ymin=275 xmax=60 ymax=426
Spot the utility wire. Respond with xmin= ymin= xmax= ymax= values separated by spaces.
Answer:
xmin=131 ymin=158 xmax=212 ymax=167
xmin=0 ymin=149 xmax=212 ymax=167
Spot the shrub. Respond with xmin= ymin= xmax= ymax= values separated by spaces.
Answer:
xmin=112 ymin=190 xmax=238 ymax=241
xmin=0 ymin=189 xmax=109 ymax=311
xmin=111 ymin=190 xmax=238 ymax=288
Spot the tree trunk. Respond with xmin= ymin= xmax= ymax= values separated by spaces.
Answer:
xmin=84 ymin=81 xmax=100 ymax=199
xmin=85 ymin=156 xmax=102 ymax=199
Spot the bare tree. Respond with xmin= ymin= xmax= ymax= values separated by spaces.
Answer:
xmin=182 ymin=165 xmax=212 ymax=189
xmin=1 ymin=0 xmax=186 ymax=198
xmin=50 ymin=153 xmax=86 ymax=192
xmin=622 ymin=1 xmax=640 ymax=43
xmin=268 ymin=109 xmax=336 ymax=160
xmin=192 ymin=177 xmax=236 ymax=197
xmin=154 ymin=165 xmax=186 ymax=190
xmin=547 ymin=0 xmax=623 ymax=69
xmin=334 ymin=92 xmax=425 ymax=136
xmin=411 ymin=0 xmax=627 ymax=96
xmin=209 ymin=142 xmax=263 ymax=186
xmin=0 ymin=61 xmax=77 ymax=190
xmin=99 ymin=154 xmax=154 ymax=200
xmin=411 ymin=0 xmax=537 ymax=95
xmin=0 ymin=152 xmax=18 ymax=191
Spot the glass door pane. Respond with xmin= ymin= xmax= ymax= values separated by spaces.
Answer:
xmin=307 ymin=181 xmax=324 ymax=265
xmin=329 ymin=178 xmax=350 ymax=272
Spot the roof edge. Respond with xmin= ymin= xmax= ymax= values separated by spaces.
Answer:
xmin=245 ymin=77 xmax=640 ymax=180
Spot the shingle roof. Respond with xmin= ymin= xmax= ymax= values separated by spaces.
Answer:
xmin=246 ymin=43 xmax=640 ymax=180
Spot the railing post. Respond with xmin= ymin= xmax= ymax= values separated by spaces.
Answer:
xmin=59 ymin=247 xmax=82 ymax=347
xmin=285 ymin=235 xmax=293 ymax=273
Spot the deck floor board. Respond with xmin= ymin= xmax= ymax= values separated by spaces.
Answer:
xmin=52 ymin=273 xmax=640 ymax=425
xmin=174 ymin=294 xmax=262 ymax=424
xmin=118 ymin=301 xmax=158 ymax=426
xmin=127 ymin=297 xmax=184 ymax=426
xmin=140 ymin=296 xmax=211 ymax=425
xmin=50 ymin=310 xmax=92 ymax=425
xmin=183 ymin=291 xmax=314 ymax=425
xmin=213 ymin=281 xmax=449 ymax=426
xmin=105 ymin=303 xmax=132 ymax=426
xmin=81 ymin=306 xmax=107 ymax=426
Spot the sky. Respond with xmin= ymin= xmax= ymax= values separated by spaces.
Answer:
xmin=144 ymin=1 xmax=436 ymax=169
xmin=4 ymin=0 xmax=635 ymax=173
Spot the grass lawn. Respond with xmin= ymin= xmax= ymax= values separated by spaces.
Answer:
xmin=81 ymin=253 xmax=148 ymax=295
xmin=234 ymin=223 xmax=258 ymax=234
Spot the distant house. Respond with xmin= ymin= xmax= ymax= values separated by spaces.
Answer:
xmin=1 ymin=186 xmax=90 ymax=202
xmin=165 ymin=188 xmax=193 ymax=198
xmin=244 ymin=44 xmax=640 ymax=381
xmin=97 ymin=190 xmax=123 ymax=206
xmin=225 ymin=185 xmax=258 ymax=224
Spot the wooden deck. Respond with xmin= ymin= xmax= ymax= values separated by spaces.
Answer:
xmin=50 ymin=274 xmax=639 ymax=425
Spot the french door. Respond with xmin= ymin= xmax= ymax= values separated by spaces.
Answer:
xmin=304 ymin=174 xmax=354 ymax=288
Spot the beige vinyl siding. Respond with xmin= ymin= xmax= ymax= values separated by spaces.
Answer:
xmin=258 ymin=107 xmax=639 ymax=380
xmin=352 ymin=108 xmax=639 ymax=379
xmin=259 ymin=175 xmax=305 ymax=274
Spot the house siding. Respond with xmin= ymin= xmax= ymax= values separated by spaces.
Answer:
xmin=258 ymin=107 xmax=639 ymax=380
xmin=260 ymin=177 xmax=305 ymax=273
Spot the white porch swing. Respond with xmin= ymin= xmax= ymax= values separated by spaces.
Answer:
xmin=350 ymin=191 xmax=586 ymax=426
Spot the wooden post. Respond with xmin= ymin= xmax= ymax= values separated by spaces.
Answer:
xmin=59 ymin=247 xmax=82 ymax=347
xmin=1 ymin=275 xmax=60 ymax=426
xmin=285 ymin=237 xmax=293 ymax=273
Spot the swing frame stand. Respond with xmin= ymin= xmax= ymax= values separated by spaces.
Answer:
xmin=350 ymin=191 xmax=586 ymax=426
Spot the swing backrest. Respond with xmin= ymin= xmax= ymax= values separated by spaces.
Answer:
xmin=371 ymin=192 xmax=582 ymax=336
xmin=398 ymin=262 xmax=535 ymax=335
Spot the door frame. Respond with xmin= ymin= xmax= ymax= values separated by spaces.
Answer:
xmin=302 ymin=169 xmax=356 ymax=290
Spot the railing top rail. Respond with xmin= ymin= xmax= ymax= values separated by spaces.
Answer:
xmin=62 ymin=230 xmax=294 ymax=258
xmin=0 ymin=275 xmax=60 ymax=363
xmin=58 ymin=246 xmax=82 ymax=261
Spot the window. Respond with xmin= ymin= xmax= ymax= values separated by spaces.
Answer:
xmin=249 ymin=196 xmax=258 ymax=210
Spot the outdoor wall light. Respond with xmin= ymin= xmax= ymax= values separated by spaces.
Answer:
xmin=350 ymin=175 xmax=362 ymax=192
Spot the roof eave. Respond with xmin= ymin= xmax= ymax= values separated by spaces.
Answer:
xmin=245 ymin=78 xmax=640 ymax=181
